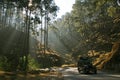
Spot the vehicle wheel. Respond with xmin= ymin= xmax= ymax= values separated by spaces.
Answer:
xmin=94 ymin=69 xmax=97 ymax=74
xmin=91 ymin=66 xmax=97 ymax=74
xmin=83 ymin=68 xmax=89 ymax=74
xmin=92 ymin=68 xmax=97 ymax=74
xmin=78 ymin=67 xmax=83 ymax=74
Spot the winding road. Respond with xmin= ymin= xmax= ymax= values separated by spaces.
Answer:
xmin=50 ymin=67 xmax=120 ymax=80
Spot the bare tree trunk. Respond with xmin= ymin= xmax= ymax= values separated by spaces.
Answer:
xmin=24 ymin=6 xmax=30 ymax=72
xmin=46 ymin=12 xmax=48 ymax=50
xmin=44 ymin=11 xmax=47 ymax=54
xmin=2 ymin=2 xmax=5 ymax=28
xmin=40 ymin=13 xmax=43 ymax=53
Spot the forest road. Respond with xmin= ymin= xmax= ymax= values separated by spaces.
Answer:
xmin=52 ymin=67 xmax=120 ymax=80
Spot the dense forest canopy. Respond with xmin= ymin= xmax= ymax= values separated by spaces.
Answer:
xmin=48 ymin=0 xmax=120 ymax=58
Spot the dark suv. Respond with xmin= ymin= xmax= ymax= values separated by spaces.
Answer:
xmin=77 ymin=56 xmax=97 ymax=74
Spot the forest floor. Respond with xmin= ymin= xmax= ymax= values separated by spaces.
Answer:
xmin=0 ymin=69 xmax=63 ymax=80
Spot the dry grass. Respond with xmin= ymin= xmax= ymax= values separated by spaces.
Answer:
xmin=92 ymin=42 xmax=120 ymax=70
